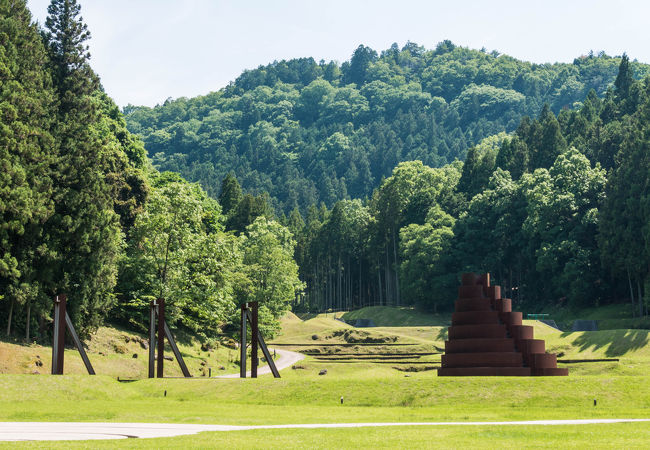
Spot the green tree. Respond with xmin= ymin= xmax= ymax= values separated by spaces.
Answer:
xmin=218 ymin=172 xmax=242 ymax=216
xmin=236 ymin=217 xmax=303 ymax=335
xmin=42 ymin=0 xmax=123 ymax=335
xmin=0 ymin=0 xmax=56 ymax=338
xmin=116 ymin=175 xmax=235 ymax=338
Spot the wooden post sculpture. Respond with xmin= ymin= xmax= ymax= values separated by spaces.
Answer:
xmin=148 ymin=298 xmax=191 ymax=378
xmin=51 ymin=294 xmax=95 ymax=375
xmin=239 ymin=301 xmax=280 ymax=378
xmin=438 ymin=273 xmax=568 ymax=376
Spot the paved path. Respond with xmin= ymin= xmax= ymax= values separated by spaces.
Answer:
xmin=216 ymin=348 xmax=305 ymax=378
xmin=1 ymin=419 xmax=649 ymax=441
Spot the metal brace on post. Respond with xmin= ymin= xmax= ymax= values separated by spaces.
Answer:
xmin=157 ymin=298 xmax=165 ymax=378
xmin=240 ymin=303 xmax=247 ymax=378
xmin=240 ymin=301 xmax=280 ymax=378
xmin=148 ymin=298 xmax=192 ymax=378
xmin=251 ymin=301 xmax=259 ymax=378
xmin=148 ymin=299 xmax=157 ymax=378
xmin=51 ymin=294 xmax=95 ymax=375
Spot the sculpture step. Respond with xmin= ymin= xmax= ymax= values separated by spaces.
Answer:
xmin=528 ymin=353 xmax=557 ymax=369
xmin=442 ymin=352 xmax=523 ymax=368
xmin=448 ymin=324 xmax=508 ymax=339
xmin=452 ymin=311 xmax=500 ymax=325
xmin=445 ymin=338 xmax=516 ymax=353
xmin=458 ymin=284 xmax=487 ymax=299
xmin=486 ymin=285 xmax=501 ymax=300
xmin=438 ymin=367 xmax=532 ymax=376
xmin=517 ymin=339 xmax=546 ymax=356
xmin=510 ymin=324 xmax=534 ymax=340
xmin=532 ymin=367 xmax=569 ymax=376
xmin=499 ymin=311 xmax=522 ymax=326
xmin=494 ymin=298 xmax=511 ymax=313
xmin=455 ymin=298 xmax=492 ymax=312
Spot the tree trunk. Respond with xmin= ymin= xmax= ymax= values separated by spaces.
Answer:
xmin=385 ymin=246 xmax=391 ymax=305
xmin=393 ymin=227 xmax=401 ymax=306
xmin=637 ymin=280 xmax=643 ymax=318
xmin=25 ymin=303 xmax=31 ymax=341
xmin=359 ymin=257 xmax=362 ymax=309
xmin=6 ymin=298 xmax=14 ymax=336
xmin=377 ymin=266 xmax=383 ymax=306
xmin=627 ymin=268 xmax=635 ymax=318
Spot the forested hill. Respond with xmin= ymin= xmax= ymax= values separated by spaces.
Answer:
xmin=125 ymin=42 xmax=649 ymax=212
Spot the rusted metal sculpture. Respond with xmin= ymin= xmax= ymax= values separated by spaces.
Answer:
xmin=51 ymin=294 xmax=95 ymax=375
xmin=148 ymin=298 xmax=191 ymax=378
xmin=240 ymin=301 xmax=280 ymax=378
xmin=438 ymin=273 xmax=568 ymax=376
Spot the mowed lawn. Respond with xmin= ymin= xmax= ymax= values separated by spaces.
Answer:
xmin=1 ymin=307 xmax=649 ymax=447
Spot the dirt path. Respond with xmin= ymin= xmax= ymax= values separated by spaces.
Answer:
xmin=216 ymin=348 xmax=305 ymax=378
xmin=1 ymin=419 xmax=649 ymax=441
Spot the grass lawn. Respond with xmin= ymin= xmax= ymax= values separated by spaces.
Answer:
xmin=1 ymin=308 xmax=650 ymax=447
xmin=4 ymin=423 xmax=650 ymax=449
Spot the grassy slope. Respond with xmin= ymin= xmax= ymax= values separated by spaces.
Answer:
xmin=340 ymin=306 xmax=450 ymax=327
xmin=0 ymin=326 xmax=243 ymax=377
xmin=1 ymin=308 xmax=650 ymax=448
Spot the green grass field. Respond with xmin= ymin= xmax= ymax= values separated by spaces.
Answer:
xmin=1 ymin=306 xmax=650 ymax=448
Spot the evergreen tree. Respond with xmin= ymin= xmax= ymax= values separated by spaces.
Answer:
xmin=0 ymin=0 xmax=55 ymax=337
xmin=218 ymin=172 xmax=242 ymax=216
xmin=615 ymin=53 xmax=633 ymax=103
xmin=42 ymin=0 xmax=122 ymax=335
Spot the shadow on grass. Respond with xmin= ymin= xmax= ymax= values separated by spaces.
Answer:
xmin=295 ymin=312 xmax=319 ymax=320
xmin=560 ymin=329 xmax=649 ymax=357
xmin=437 ymin=327 xmax=448 ymax=341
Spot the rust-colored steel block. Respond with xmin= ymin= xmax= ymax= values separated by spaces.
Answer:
xmin=458 ymin=285 xmax=485 ymax=299
xmin=495 ymin=298 xmax=512 ymax=312
xmin=452 ymin=311 xmax=500 ymax=325
xmin=517 ymin=338 xmax=545 ymax=356
xmin=445 ymin=338 xmax=516 ymax=354
xmin=438 ymin=367 xmax=532 ymax=376
xmin=532 ymin=367 xmax=569 ymax=376
xmin=509 ymin=325 xmax=533 ymax=340
xmin=454 ymin=298 xmax=492 ymax=312
xmin=499 ymin=311 xmax=523 ymax=327
xmin=461 ymin=273 xmax=479 ymax=286
xmin=442 ymin=352 xmax=523 ymax=368
xmin=448 ymin=324 xmax=508 ymax=339
xmin=486 ymin=285 xmax=501 ymax=300
xmin=529 ymin=353 xmax=557 ymax=369
xmin=478 ymin=273 xmax=490 ymax=287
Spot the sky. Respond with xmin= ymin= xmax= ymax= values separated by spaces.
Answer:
xmin=27 ymin=0 xmax=650 ymax=108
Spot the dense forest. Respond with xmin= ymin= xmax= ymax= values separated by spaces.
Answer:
xmin=290 ymin=54 xmax=650 ymax=316
xmin=125 ymin=38 xmax=650 ymax=317
xmin=125 ymin=41 xmax=649 ymax=213
xmin=2 ymin=0 xmax=649 ymax=347
xmin=0 ymin=0 xmax=301 ymax=342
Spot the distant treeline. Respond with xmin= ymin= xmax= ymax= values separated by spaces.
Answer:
xmin=125 ymin=40 xmax=649 ymax=214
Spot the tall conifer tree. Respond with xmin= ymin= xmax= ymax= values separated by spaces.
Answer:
xmin=43 ymin=0 xmax=122 ymax=334
xmin=0 ymin=0 xmax=55 ymax=337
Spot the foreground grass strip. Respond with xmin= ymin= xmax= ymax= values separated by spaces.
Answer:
xmin=2 ymin=423 xmax=650 ymax=448
xmin=2 ymin=419 xmax=650 ymax=441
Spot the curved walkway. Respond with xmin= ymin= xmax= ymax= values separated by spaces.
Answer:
xmin=1 ymin=419 xmax=649 ymax=441
xmin=216 ymin=348 xmax=305 ymax=378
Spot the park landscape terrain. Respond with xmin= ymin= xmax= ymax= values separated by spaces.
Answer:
xmin=1 ymin=306 xmax=650 ymax=447
xmin=2 ymin=0 xmax=650 ymax=446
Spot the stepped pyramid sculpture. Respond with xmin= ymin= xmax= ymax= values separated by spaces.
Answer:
xmin=438 ymin=273 xmax=568 ymax=376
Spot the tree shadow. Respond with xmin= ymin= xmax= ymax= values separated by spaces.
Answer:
xmin=560 ymin=329 xmax=649 ymax=357
xmin=437 ymin=327 xmax=448 ymax=341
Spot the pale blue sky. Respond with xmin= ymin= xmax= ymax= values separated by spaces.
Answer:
xmin=27 ymin=0 xmax=650 ymax=107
